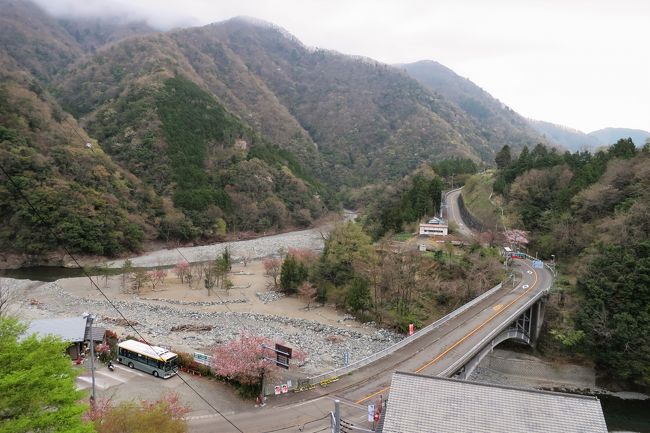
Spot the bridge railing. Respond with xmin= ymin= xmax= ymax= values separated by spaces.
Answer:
xmin=518 ymin=252 xmax=556 ymax=280
xmin=307 ymin=276 xmax=512 ymax=384
xmin=440 ymin=286 xmax=548 ymax=377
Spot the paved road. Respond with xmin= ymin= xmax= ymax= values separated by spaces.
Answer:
xmin=184 ymin=259 xmax=552 ymax=432
xmin=445 ymin=187 xmax=474 ymax=238
xmin=98 ymin=190 xmax=552 ymax=433
xmin=182 ymin=190 xmax=555 ymax=433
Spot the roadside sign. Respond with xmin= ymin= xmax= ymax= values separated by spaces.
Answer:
xmin=275 ymin=344 xmax=292 ymax=369
xmin=408 ymin=323 xmax=414 ymax=336
xmin=193 ymin=352 xmax=212 ymax=366
xmin=282 ymin=384 xmax=288 ymax=393
xmin=367 ymin=405 xmax=375 ymax=422
xmin=274 ymin=386 xmax=281 ymax=395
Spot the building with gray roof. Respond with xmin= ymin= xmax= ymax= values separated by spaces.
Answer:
xmin=379 ymin=372 xmax=608 ymax=433
xmin=24 ymin=316 xmax=105 ymax=359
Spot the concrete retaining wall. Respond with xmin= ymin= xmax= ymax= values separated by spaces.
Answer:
xmin=482 ymin=349 xmax=595 ymax=388
xmin=457 ymin=193 xmax=486 ymax=232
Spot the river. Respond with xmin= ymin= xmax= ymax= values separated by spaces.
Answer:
xmin=3 ymin=220 xmax=647 ymax=432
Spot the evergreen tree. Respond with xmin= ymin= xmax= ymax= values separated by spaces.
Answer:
xmin=576 ymin=242 xmax=650 ymax=387
xmin=609 ymin=138 xmax=637 ymax=159
xmin=280 ymin=254 xmax=308 ymax=294
xmin=495 ymin=145 xmax=512 ymax=169
xmin=346 ymin=277 xmax=371 ymax=312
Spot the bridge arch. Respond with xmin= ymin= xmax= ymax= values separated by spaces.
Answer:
xmin=455 ymin=329 xmax=531 ymax=380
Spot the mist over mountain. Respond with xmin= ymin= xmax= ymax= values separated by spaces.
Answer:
xmin=527 ymin=119 xmax=650 ymax=152
xmin=527 ymin=119 xmax=601 ymax=152
xmin=588 ymin=127 xmax=650 ymax=148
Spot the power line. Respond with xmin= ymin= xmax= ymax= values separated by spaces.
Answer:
xmin=0 ymin=162 xmax=244 ymax=433
xmin=259 ymin=414 xmax=330 ymax=433
xmin=65 ymin=116 xmax=89 ymax=145
xmin=173 ymin=247 xmax=254 ymax=334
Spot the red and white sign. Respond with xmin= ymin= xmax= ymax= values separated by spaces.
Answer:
xmin=274 ymin=386 xmax=281 ymax=395
xmin=281 ymin=384 xmax=288 ymax=393
xmin=408 ymin=323 xmax=414 ymax=336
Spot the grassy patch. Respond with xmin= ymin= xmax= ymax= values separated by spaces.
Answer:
xmin=461 ymin=171 xmax=500 ymax=228
xmin=393 ymin=232 xmax=415 ymax=242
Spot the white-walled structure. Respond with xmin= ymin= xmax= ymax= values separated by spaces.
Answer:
xmin=419 ymin=217 xmax=448 ymax=236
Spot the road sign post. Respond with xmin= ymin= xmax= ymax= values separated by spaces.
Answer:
xmin=275 ymin=343 xmax=292 ymax=369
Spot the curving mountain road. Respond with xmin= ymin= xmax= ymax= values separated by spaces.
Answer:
xmin=187 ymin=259 xmax=552 ymax=432
xmin=445 ymin=187 xmax=474 ymax=238
xmin=186 ymin=188 xmax=553 ymax=432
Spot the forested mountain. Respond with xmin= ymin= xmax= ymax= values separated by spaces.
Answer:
xmin=0 ymin=0 xmax=558 ymax=263
xmin=0 ymin=0 xmax=328 ymax=263
xmin=172 ymin=19 xmax=487 ymax=184
xmin=397 ymin=60 xmax=547 ymax=154
xmin=487 ymin=141 xmax=650 ymax=388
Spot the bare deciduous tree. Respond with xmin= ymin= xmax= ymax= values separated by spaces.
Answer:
xmin=263 ymin=258 xmax=282 ymax=291
xmin=298 ymin=282 xmax=318 ymax=310
xmin=0 ymin=281 xmax=18 ymax=317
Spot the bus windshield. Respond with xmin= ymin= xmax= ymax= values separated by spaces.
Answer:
xmin=163 ymin=356 xmax=178 ymax=371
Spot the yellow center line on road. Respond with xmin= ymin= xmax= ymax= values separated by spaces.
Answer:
xmin=355 ymin=262 xmax=539 ymax=405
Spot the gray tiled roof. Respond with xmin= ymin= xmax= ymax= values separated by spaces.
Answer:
xmin=85 ymin=326 xmax=106 ymax=342
xmin=380 ymin=372 xmax=608 ymax=433
xmin=25 ymin=316 xmax=88 ymax=343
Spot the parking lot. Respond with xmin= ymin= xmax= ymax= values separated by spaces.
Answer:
xmin=75 ymin=362 xmax=252 ymax=416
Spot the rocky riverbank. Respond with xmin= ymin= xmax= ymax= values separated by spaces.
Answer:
xmin=17 ymin=279 xmax=401 ymax=375
xmin=105 ymin=226 xmax=328 ymax=269
xmin=468 ymin=348 xmax=597 ymax=390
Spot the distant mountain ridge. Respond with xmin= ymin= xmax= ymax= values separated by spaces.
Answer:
xmin=396 ymin=60 xmax=548 ymax=153
xmin=527 ymin=119 xmax=650 ymax=152
xmin=0 ymin=0 xmax=578 ymax=261
xmin=588 ymin=127 xmax=650 ymax=148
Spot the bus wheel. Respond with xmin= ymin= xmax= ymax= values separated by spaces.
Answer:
xmin=128 ymin=362 xmax=134 ymax=369
xmin=153 ymin=371 xmax=159 ymax=378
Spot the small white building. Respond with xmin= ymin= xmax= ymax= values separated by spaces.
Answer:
xmin=419 ymin=217 xmax=448 ymax=236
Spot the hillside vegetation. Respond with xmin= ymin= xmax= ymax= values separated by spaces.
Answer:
xmin=0 ymin=1 xmax=330 ymax=262
xmin=489 ymin=140 xmax=650 ymax=389
xmin=0 ymin=70 xmax=153 ymax=257
xmin=459 ymin=172 xmax=500 ymax=230
xmin=0 ymin=0 xmax=561 ymax=262
xmin=398 ymin=60 xmax=546 ymax=157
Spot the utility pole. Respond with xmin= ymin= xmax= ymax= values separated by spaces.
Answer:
xmin=334 ymin=399 xmax=341 ymax=433
xmin=83 ymin=313 xmax=96 ymax=404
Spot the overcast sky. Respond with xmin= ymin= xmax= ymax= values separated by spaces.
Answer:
xmin=35 ymin=0 xmax=650 ymax=133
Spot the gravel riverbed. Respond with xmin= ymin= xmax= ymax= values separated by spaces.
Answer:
xmin=9 ymin=219 xmax=402 ymax=377
xmin=18 ymin=281 xmax=401 ymax=375
xmin=105 ymin=226 xmax=328 ymax=268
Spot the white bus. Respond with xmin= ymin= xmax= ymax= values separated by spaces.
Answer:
xmin=117 ymin=340 xmax=178 ymax=378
